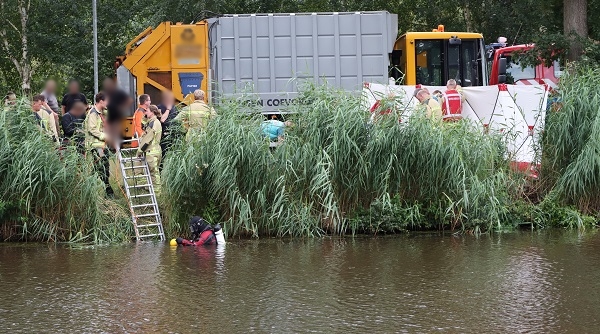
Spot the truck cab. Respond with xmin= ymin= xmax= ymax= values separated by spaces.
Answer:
xmin=390 ymin=27 xmax=487 ymax=86
xmin=487 ymin=43 xmax=562 ymax=88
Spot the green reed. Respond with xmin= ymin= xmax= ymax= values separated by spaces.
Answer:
xmin=162 ymin=84 xmax=532 ymax=237
xmin=539 ymin=65 xmax=600 ymax=214
xmin=2 ymin=69 xmax=596 ymax=243
xmin=0 ymin=100 xmax=131 ymax=243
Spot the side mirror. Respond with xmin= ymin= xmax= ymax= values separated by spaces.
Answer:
xmin=498 ymin=57 xmax=507 ymax=75
xmin=485 ymin=46 xmax=494 ymax=61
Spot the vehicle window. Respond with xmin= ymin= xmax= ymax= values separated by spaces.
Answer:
xmin=415 ymin=40 xmax=443 ymax=86
xmin=447 ymin=44 xmax=460 ymax=83
xmin=414 ymin=38 xmax=484 ymax=86
xmin=461 ymin=40 xmax=478 ymax=86
xmin=486 ymin=58 xmax=493 ymax=82
xmin=504 ymin=55 xmax=535 ymax=84
xmin=553 ymin=60 xmax=563 ymax=78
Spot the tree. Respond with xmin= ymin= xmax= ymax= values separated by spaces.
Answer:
xmin=564 ymin=0 xmax=588 ymax=60
xmin=0 ymin=0 xmax=32 ymax=94
xmin=0 ymin=0 xmax=599 ymax=96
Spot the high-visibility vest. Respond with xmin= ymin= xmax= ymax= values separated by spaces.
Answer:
xmin=131 ymin=108 xmax=145 ymax=148
xmin=442 ymin=89 xmax=462 ymax=121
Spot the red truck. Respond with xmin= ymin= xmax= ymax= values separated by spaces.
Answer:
xmin=487 ymin=41 xmax=562 ymax=89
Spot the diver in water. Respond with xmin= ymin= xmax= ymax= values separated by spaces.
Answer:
xmin=175 ymin=216 xmax=225 ymax=246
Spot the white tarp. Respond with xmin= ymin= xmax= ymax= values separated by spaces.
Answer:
xmin=363 ymin=83 xmax=549 ymax=165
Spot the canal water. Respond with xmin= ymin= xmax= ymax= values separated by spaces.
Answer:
xmin=1 ymin=231 xmax=600 ymax=333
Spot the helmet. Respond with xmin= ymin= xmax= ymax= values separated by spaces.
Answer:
xmin=189 ymin=216 xmax=212 ymax=240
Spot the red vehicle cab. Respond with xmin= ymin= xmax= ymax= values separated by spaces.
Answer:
xmin=487 ymin=43 xmax=562 ymax=89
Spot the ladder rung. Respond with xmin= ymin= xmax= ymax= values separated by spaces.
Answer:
xmin=126 ymin=175 xmax=149 ymax=179
xmin=135 ymin=213 xmax=160 ymax=218
xmin=137 ymin=223 xmax=161 ymax=228
xmin=127 ymin=184 xmax=151 ymax=188
xmin=131 ymin=203 xmax=155 ymax=208
xmin=119 ymin=144 xmax=161 ymax=241
xmin=139 ymin=233 xmax=163 ymax=238
xmin=130 ymin=192 xmax=152 ymax=197
xmin=122 ymin=166 xmax=147 ymax=170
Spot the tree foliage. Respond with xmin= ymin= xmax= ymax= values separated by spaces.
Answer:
xmin=0 ymin=0 xmax=596 ymax=97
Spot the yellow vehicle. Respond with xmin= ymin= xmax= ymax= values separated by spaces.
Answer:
xmin=391 ymin=25 xmax=487 ymax=86
xmin=116 ymin=17 xmax=487 ymax=111
xmin=116 ymin=22 xmax=210 ymax=105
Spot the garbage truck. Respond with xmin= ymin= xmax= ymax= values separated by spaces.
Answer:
xmin=116 ymin=12 xmax=488 ymax=113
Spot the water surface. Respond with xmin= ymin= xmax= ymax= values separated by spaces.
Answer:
xmin=1 ymin=231 xmax=600 ymax=333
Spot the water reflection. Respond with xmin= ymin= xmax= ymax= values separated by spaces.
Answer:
xmin=495 ymin=248 xmax=558 ymax=332
xmin=1 ymin=231 xmax=600 ymax=333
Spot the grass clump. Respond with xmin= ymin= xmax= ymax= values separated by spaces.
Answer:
xmin=7 ymin=65 xmax=600 ymax=242
xmin=540 ymin=65 xmax=600 ymax=214
xmin=0 ymin=100 xmax=131 ymax=243
xmin=163 ymin=85 xmax=518 ymax=237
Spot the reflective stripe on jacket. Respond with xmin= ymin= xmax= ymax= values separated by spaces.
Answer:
xmin=442 ymin=89 xmax=463 ymax=120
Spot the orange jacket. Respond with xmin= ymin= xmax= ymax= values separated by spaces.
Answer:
xmin=131 ymin=108 xmax=144 ymax=148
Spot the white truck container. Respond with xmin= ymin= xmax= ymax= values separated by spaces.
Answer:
xmin=208 ymin=12 xmax=398 ymax=113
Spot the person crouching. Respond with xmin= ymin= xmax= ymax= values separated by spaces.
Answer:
xmin=176 ymin=216 xmax=217 ymax=246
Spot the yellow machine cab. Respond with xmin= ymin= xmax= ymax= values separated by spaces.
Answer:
xmin=391 ymin=25 xmax=487 ymax=86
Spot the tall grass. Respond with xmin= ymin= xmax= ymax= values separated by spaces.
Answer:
xmin=541 ymin=65 xmax=600 ymax=214
xmin=0 ymin=100 xmax=132 ymax=243
xmin=3 ymin=67 xmax=597 ymax=243
xmin=162 ymin=85 xmax=518 ymax=237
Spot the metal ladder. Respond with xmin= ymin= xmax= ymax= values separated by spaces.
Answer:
xmin=117 ymin=138 xmax=165 ymax=241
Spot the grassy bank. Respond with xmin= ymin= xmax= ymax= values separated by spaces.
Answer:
xmin=2 ymin=67 xmax=600 ymax=243
xmin=162 ymin=88 xmax=510 ymax=238
xmin=0 ymin=100 xmax=132 ymax=243
xmin=540 ymin=66 xmax=600 ymax=213
xmin=162 ymin=77 xmax=597 ymax=238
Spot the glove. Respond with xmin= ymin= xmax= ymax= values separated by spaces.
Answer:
xmin=136 ymin=150 xmax=144 ymax=158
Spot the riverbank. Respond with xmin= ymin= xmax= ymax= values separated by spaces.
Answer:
xmin=1 ymin=66 xmax=600 ymax=243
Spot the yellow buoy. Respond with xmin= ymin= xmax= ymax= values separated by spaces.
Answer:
xmin=169 ymin=238 xmax=178 ymax=246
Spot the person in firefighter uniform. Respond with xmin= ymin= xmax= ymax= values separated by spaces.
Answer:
xmin=441 ymin=79 xmax=464 ymax=122
xmin=85 ymin=92 xmax=114 ymax=197
xmin=137 ymin=105 xmax=162 ymax=196
xmin=175 ymin=89 xmax=217 ymax=139
xmin=414 ymin=88 xmax=442 ymax=120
